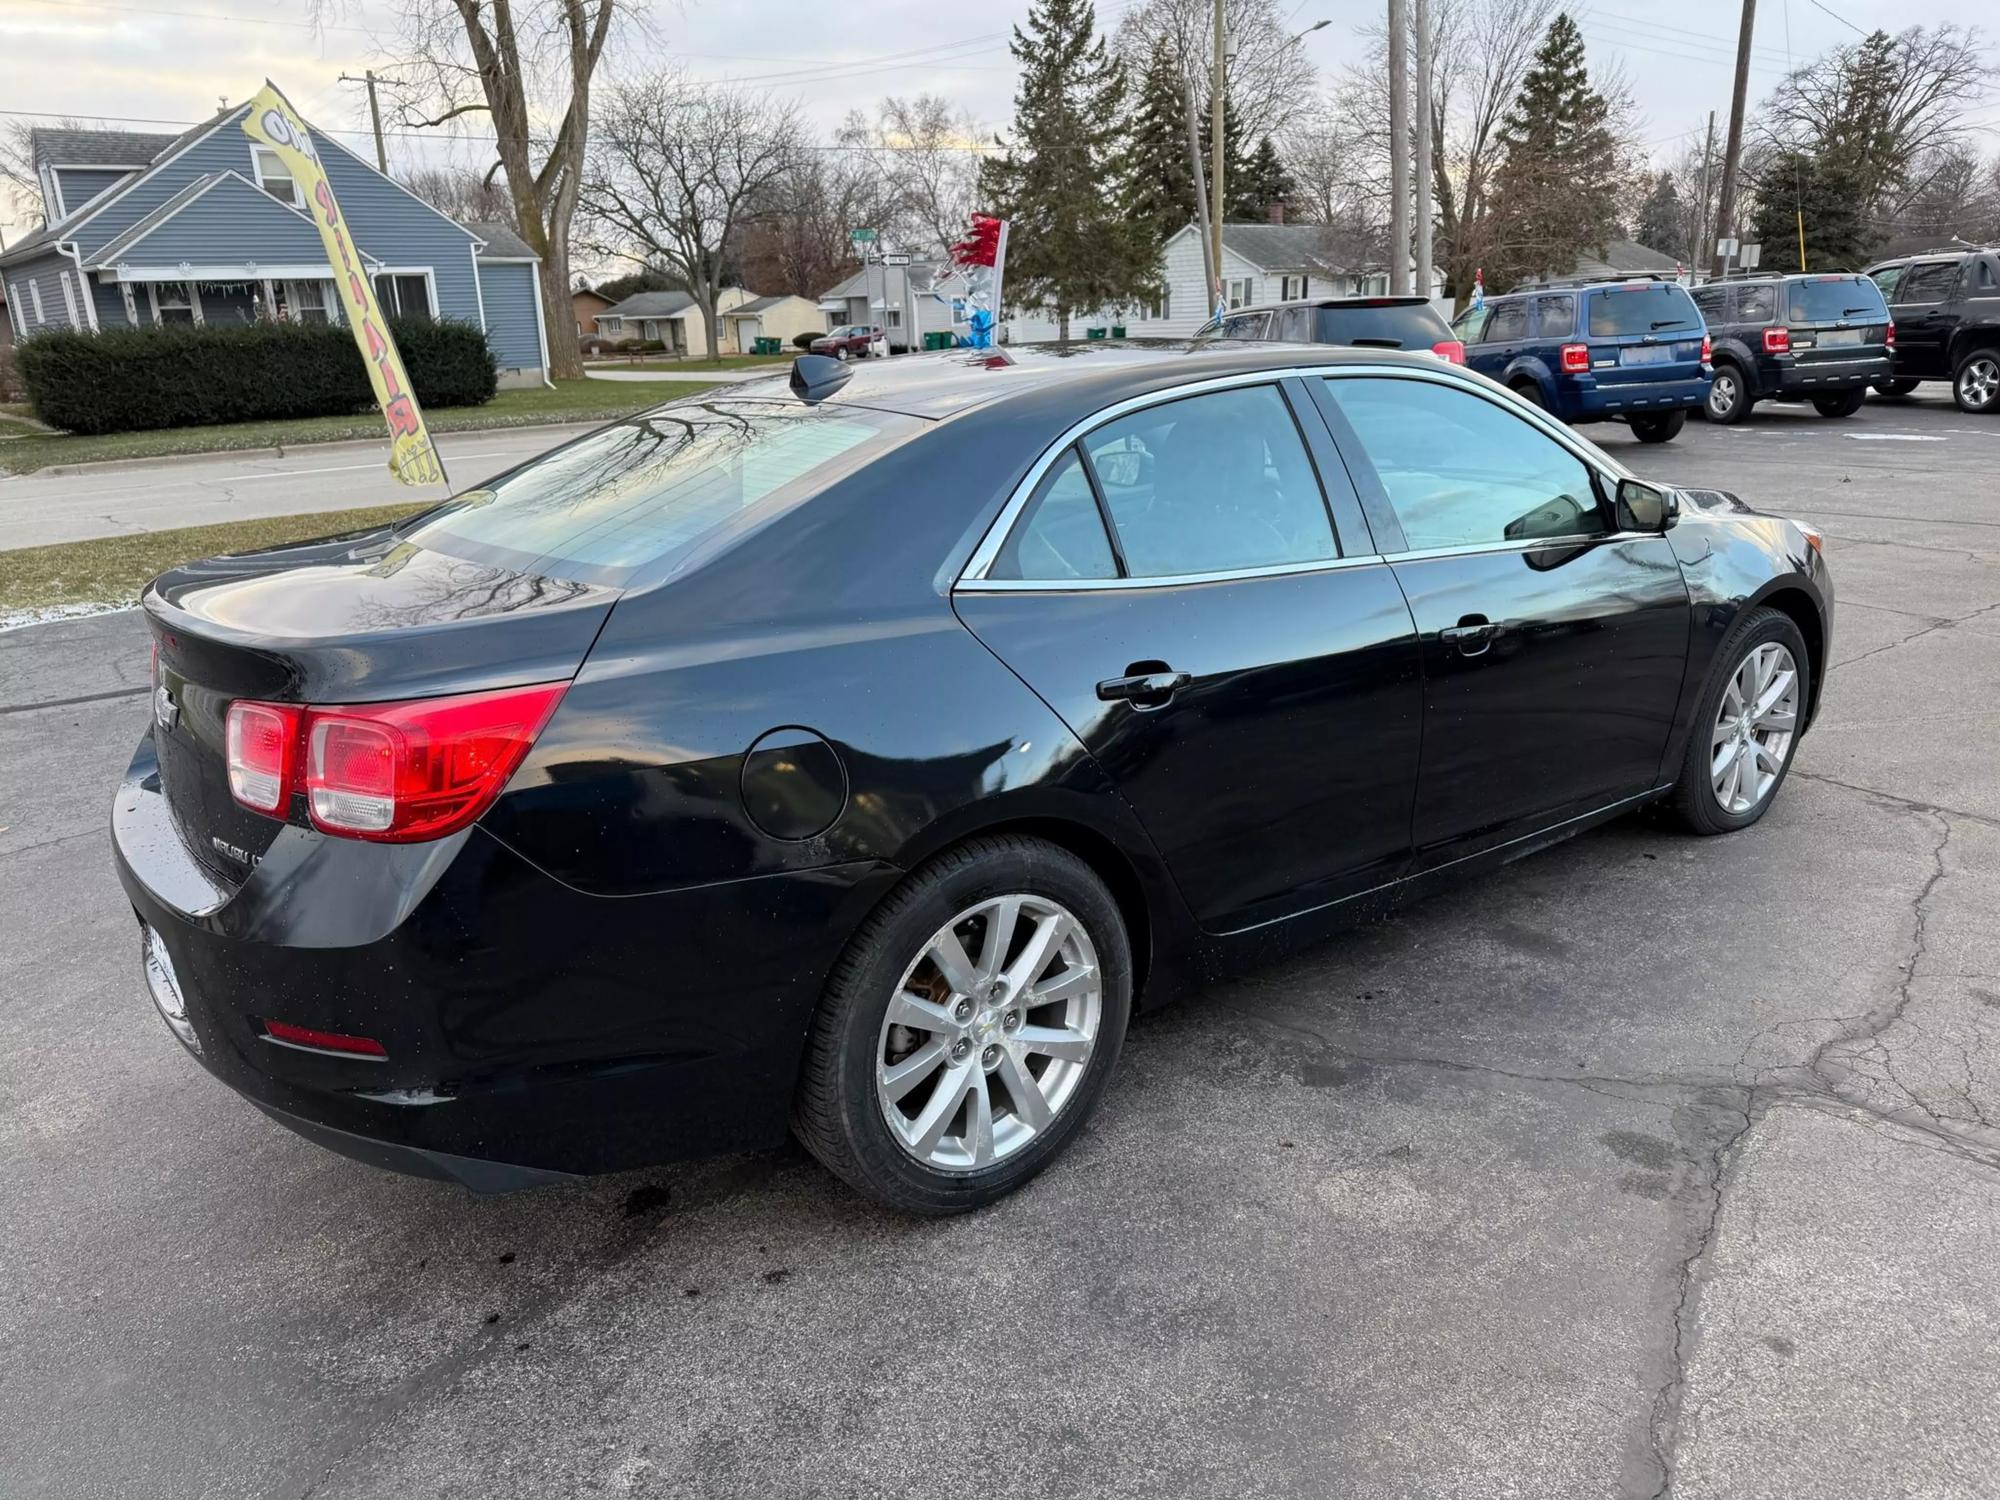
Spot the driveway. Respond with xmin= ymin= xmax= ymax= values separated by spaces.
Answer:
xmin=2 ymin=392 xmax=1996 ymax=1499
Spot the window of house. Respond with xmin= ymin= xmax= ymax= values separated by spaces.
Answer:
xmin=29 ymin=279 xmax=46 ymax=325
xmin=987 ymin=447 xmax=1118 ymax=582
xmin=152 ymin=281 xmax=198 ymax=324
xmin=288 ymin=279 xmax=332 ymax=325
xmin=252 ymin=148 xmax=303 ymax=209
xmin=58 ymin=270 xmax=79 ymax=328
xmin=886 ymin=308 xmax=902 ymax=328
xmin=1227 ymin=277 xmax=1254 ymax=309
xmin=5 ymin=283 xmax=24 ymax=338
xmin=373 ymin=273 xmax=433 ymax=319
xmin=1079 ymin=384 xmax=1336 ymax=578
xmin=1324 ymin=377 xmax=1606 ymax=551
xmin=1280 ymin=274 xmax=1308 ymax=301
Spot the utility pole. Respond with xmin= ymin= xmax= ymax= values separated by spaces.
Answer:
xmin=1696 ymin=110 xmax=1716 ymax=274
xmin=1183 ymin=77 xmax=1218 ymax=306
xmin=1711 ymin=0 xmax=1756 ymax=279
xmin=1387 ymin=0 xmax=1411 ymax=295
xmin=1413 ymin=0 xmax=1434 ymax=302
xmin=1210 ymin=0 xmax=1226 ymax=313
xmin=339 ymin=70 xmax=389 ymax=172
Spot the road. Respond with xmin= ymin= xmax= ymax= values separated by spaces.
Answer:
xmin=2 ymin=391 xmax=1997 ymax=1499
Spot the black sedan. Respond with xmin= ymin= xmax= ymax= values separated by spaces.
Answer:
xmin=113 ymin=343 xmax=1832 ymax=1213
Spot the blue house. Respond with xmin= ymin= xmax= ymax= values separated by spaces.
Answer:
xmin=1 ymin=108 xmax=551 ymax=388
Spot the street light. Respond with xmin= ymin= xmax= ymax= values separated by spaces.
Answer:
xmin=1293 ymin=18 xmax=1331 ymax=39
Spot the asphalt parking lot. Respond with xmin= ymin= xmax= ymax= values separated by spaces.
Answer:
xmin=3 ymin=390 xmax=1996 ymax=1499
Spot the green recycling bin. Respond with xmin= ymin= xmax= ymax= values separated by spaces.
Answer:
xmin=753 ymin=337 xmax=782 ymax=355
xmin=924 ymin=330 xmax=953 ymax=351
xmin=1111 ymin=324 xmax=1128 ymax=338
xmin=1085 ymin=327 xmax=1108 ymax=341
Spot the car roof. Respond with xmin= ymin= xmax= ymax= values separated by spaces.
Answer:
xmin=695 ymin=340 xmax=1452 ymax=420
xmin=1229 ymin=296 xmax=1434 ymax=313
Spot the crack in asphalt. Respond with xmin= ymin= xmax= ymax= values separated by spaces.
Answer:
xmin=1834 ymin=600 xmax=2000 ymax=668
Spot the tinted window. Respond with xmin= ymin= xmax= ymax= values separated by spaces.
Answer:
xmin=989 ymin=447 xmax=1116 ymax=581
xmin=405 ymin=399 xmax=917 ymax=584
xmin=1082 ymin=385 xmax=1336 ymax=577
xmin=1787 ymin=275 xmax=1888 ymax=322
xmin=1276 ymin=305 xmax=1314 ymax=341
xmin=1690 ymin=286 xmax=1729 ymax=320
xmin=1868 ymin=263 xmax=1908 ymax=300
xmin=1737 ymin=283 xmax=1778 ymax=322
xmin=1219 ymin=310 xmax=1272 ymax=339
xmin=1534 ymin=295 xmax=1575 ymax=337
xmin=1976 ymin=260 xmax=1999 ymax=295
xmin=1310 ymin=302 xmax=1450 ymax=349
xmin=1484 ymin=302 xmax=1527 ymax=341
xmin=1897 ymin=262 xmax=1959 ymax=303
xmin=1588 ymin=284 xmax=1700 ymax=336
xmin=1325 ymin=377 xmax=1606 ymax=550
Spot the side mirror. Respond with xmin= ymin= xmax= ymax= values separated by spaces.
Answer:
xmin=1616 ymin=477 xmax=1679 ymax=533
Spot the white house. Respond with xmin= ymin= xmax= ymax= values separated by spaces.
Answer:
xmin=816 ymin=261 xmax=969 ymax=352
xmin=1001 ymin=220 xmax=1436 ymax=343
xmin=595 ymin=286 xmax=752 ymax=358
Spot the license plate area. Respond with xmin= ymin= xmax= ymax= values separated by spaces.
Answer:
xmin=143 ymin=925 xmax=201 ymax=1054
xmin=1819 ymin=329 xmax=1863 ymax=347
xmin=1620 ymin=345 xmax=1672 ymax=366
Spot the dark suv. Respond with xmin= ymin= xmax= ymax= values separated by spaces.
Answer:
xmin=1196 ymin=296 xmax=1466 ymax=363
xmin=1689 ymin=273 xmax=1893 ymax=424
xmin=1862 ymin=249 xmax=2000 ymax=413
xmin=1451 ymin=279 xmax=1711 ymax=443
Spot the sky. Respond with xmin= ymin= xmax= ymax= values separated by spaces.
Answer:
xmin=3 ymin=0 xmax=1996 ymax=253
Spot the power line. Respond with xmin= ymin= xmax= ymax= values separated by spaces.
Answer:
xmin=1805 ymin=0 xmax=1870 ymax=38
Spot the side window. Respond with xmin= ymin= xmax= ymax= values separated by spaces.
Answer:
xmin=1534 ymin=295 xmax=1575 ymax=337
xmin=1276 ymin=305 xmax=1313 ymax=341
xmin=1451 ymin=304 xmax=1490 ymax=343
xmin=1898 ymin=262 xmax=1958 ymax=303
xmin=1869 ymin=264 xmax=1908 ymax=301
xmin=1737 ymin=283 xmax=1778 ymax=322
xmin=1324 ymin=377 xmax=1607 ymax=551
xmin=1976 ymin=259 xmax=2000 ymax=296
xmin=1082 ymin=385 xmax=1337 ymax=578
xmin=988 ymin=447 xmax=1117 ymax=582
xmin=1484 ymin=302 xmax=1527 ymax=342
xmin=1219 ymin=310 xmax=1272 ymax=339
xmin=1690 ymin=286 xmax=1728 ymax=321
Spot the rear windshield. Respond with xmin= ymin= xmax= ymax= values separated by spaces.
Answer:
xmin=1587 ymin=285 xmax=1700 ymax=337
xmin=402 ymin=398 xmax=919 ymax=585
xmin=1311 ymin=302 xmax=1449 ymax=349
xmin=1787 ymin=276 xmax=1888 ymax=323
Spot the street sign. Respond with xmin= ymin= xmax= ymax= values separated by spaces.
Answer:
xmin=882 ymin=253 xmax=912 ymax=267
xmin=848 ymin=227 xmax=876 ymax=244
xmin=1741 ymin=243 xmax=1762 ymax=269
xmin=1716 ymin=236 xmax=1739 ymax=257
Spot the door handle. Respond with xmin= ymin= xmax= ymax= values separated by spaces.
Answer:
xmin=1096 ymin=669 xmax=1190 ymax=707
xmin=1441 ymin=616 xmax=1499 ymax=657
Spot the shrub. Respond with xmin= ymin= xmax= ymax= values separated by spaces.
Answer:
xmin=17 ymin=317 xmax=497 ymax=435
xmin=792 ymin=331 xmax=819 ymax=350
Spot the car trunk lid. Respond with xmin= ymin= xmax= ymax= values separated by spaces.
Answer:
xmin=1583 ymin=284 xmax=1707 ymax=385
xmin=1778 ymin=275 xmax=1892 ymax=367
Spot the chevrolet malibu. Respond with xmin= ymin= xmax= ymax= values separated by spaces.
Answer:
xmin=115 ymin=344 xmax=1832 ymax=1213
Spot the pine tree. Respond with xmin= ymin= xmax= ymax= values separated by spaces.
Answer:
xmin=1488 ymin=13 xmax=1622 ymax=285
xmin=1237 ymin=135 xmax=1296 ymax=220
xmin=1634 ymin=172 xmax=1684 ymax=260
xmin=1748 ymin=149 xmax=1873 ymax=272
xmin=979 ymin=0 xmax=1156 ymax=339
xmin=1124 ymin=49 xmax=1197 ymax=249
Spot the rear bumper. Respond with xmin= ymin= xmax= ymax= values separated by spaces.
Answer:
xmin=1759 ymin=351 xmax=1891 ymax=397
xmin=1563 ymin=372 xmax=1712 ymax=420
xmin=112 ymin=731 xmax=899 ymax=1188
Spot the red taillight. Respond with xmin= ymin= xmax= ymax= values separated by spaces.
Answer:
xmin=263 ymin=1019 xmax=388 ymax=1058
xmin=225 ymin=682 xmax=567 ymax=842
xmin=1701 ymin=334 xmax=1712 ymax=364
xmin=1430 ymin=339 xmax=1466 ymax=365
xmin=1764 ymin=327 xmax=1791 ymax=354
xmin=1885 ymin=321 xmax=1895 ymax=348
xmin=225 ymin=701 xmax=301 ymax=814
xmin=1560 ymin=343 xmax=1590 ymax=374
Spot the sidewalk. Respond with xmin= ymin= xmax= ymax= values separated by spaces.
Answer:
xmin=583 ymin=366 xmax=780 ymax=383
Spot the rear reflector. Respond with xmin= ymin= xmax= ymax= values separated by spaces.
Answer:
xmin=1431 ymin=339 xmax=1466 ymax=365
xmin=1560 ymin=343 xmax=1590 ymax=374
xmin=1886 ymin=321 xmax=1896 ymax=348
xmin=1701 ymin=334 xmax=1712 ymax=365
xmin=1764 ymin=327 xmax=1791 ymax=354
xmin=226 ymin=681 xmax=568 ymax=842
xmin=264 ymin=1019 xmax=388 ymax=1058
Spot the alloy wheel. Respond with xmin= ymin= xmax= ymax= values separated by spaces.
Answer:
xmin=1710 ymin=642 xmax=1799 ymax=814
xmin=1959 ymin=354 xmax=2000 ymax=411
xmin=876 ymin=894 xmax=1101 ymax=1172
xmin=1707 ymin=370 xmax=1739 ymax=419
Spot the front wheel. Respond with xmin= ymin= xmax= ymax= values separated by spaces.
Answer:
xmin=1629 ymin=410 xmax=1687 ymax=443
xmin=1812 ymin=389 xmax=1867 ymax=418
xmin=1953 ymin=349 xmax=2000 ymax=414
xmin=1871 ymin=377 xmax=1919 ymax=398
xmin=835 ymin=346 xmax=851 ymax=362
xmin=793 ymin=835 xmax=1132 ymax=1214
xmin=1667 ymin=607 xmax=1811 ymax=836
xmin=1705 ymin=364 xmax=1751 ymax=424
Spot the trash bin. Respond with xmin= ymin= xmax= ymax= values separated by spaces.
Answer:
xmin=1111 ymin=324 xmax=1128 ymax=338
xmin=924 ymin=330 xmax=953 ymax=351
xmin=1085 ymin=327 xmax=1108 ymax=341
xmin=753 ymin=337 xmax=782 ymax=355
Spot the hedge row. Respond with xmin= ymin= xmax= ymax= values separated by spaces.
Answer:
xmin=16 ymin=317 xmax=498 ymax=435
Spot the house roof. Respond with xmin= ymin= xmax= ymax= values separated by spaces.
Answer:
xmin=818 ymin=261 xmax=945 ymax=301
xmin=572 ymin=287 xmax=613 ymax=306
xmin=468 ymin=221 xmax=537 ymax=260
xmin=600 ymin=290 xmax=697 ymax=319
xmin=31 ymin=126 xmax=178 ymax=168
xmin=1212 ymin=221 xmax=1383 ymax=273
xmin=1563 ymin=239 xmax=1682 ymax=278
xmin=724 ymin=294 xmax=805 ymax=316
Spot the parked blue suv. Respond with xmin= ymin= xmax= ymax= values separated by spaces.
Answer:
xmin=1450 ymin=279 xmax=1712 ymax=442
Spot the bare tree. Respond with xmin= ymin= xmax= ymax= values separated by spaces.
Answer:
xmin=1113 ymin=0 xmax=1318 ymax=141
xmin=839 ymin=95 xmax=982 ymax=255
xmin=401 ymin=163 xmax=519 ymax=228
xmin=0 ymin=120 xmax=49 ymax=227
xmin=349 ymin=0 xmax=625 ymax=379
xmin=581 ymin=76 xmax=806 ymax=365
xmin=738 ymin=149 xmax=899 ymax=300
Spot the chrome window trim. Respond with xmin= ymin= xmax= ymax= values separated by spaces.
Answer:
xmin=956 ymin=360 xmax=1632 ymax=588
xmin=1383 ymin=531 xmax=1655 ymax=564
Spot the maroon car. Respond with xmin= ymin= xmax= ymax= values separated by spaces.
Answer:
xmin=810 ymin=324 xmax=885 ymax=361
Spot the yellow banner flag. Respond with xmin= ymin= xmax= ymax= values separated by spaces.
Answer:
xmin=241 ymin=82 xmax=445 ymax=487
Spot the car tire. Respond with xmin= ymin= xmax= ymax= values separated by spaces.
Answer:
xmin=1705 ymin=362 xmax=1752 ymax=424
xmin=1510 ymin=381 xmax=1545 ymax=410
xmin=1667 ymin=606 xmax=1812 ymax=837
xmin=1812 ymin=390 xmax=1867 ymax=418
xmin=835 ymin=346 xmax=851 ymax=362
xmin=1629 ymin=410 xmax=1686 ymax=443
xmin=1951 ymin=348 xmax=2000 ymax=414
xmin=793 ymin=835 xmax=1132 ymax=1215
xmin=1871 ymin=377 xmax=1919 ymax=398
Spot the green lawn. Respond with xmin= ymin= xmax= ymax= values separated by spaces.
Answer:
xmin=1 ymin=504 xmax=423 ymax=613
xmin=590 ymin=354 xmax=795 ymax=372
xmin=0 ymin=379 xmax=714 ymax=476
